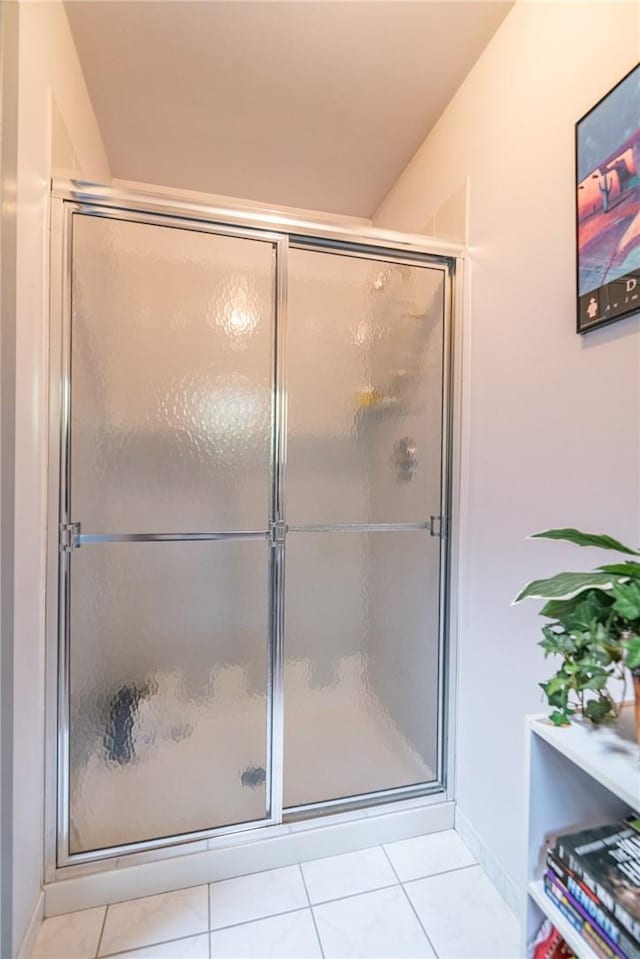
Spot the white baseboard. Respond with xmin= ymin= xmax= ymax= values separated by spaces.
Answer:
xmin=45 ymin=799 xmax=454 ymax=917
xmin=16 ymin=890 xmax=44 ymax=959
xmin=454 ymin=807 xmax=521 ymax=918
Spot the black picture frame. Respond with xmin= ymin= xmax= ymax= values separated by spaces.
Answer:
xmin=576 ymin=62 xmax=640 ymax=334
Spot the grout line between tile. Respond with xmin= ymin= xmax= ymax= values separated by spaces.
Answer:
xmin=297 ymin=863 xmax=311 ymax=908
xmin=308 ymin=880 xmax=399 ymax=909
xmin=209 ymin=904 xmax=309 ymax=935
xmin=204 ymin=877 xmax=408 ymax=939
xmin=401 ymin=862 xmax=478 ymax=886
xmin=381 ymin=844 xmax=440 ymax=959
xmin=298 ymin=863 xmax=325 ymax=959
xmin=95 ymin=904 xmax=109 ymax=958
xmin=100 ymin=930 xmax=209 ymax=958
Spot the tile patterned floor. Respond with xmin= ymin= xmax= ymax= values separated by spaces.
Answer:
xmin=31 ymin=831 xmax=520 ymax=959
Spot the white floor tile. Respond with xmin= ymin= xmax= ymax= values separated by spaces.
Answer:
xmin=405 ymin=864 xmax=520 ymax=959
xmin=31 ymin=907 xmax=106 ymax=959
xmin=384 ymin=829 xmax=476 ymax=882
xmin=210 ymin=910 xmax=321 ymax=958
xmin=209 ymin=866 xmax=308 ymax=931
xmin=301 ymin=847 xmax=397 ymax=903
xmin=313 ymin=886 xmax=435 ymax=959
xmin=99 ymin=887 xmax=208 ymax=957
xmin=109 ymin=932 xmax=209 ymax=958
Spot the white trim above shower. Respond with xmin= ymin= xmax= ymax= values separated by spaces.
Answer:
xmin=51 ymin=180 xmax=465 ymax=261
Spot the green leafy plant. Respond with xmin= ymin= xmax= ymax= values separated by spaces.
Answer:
xmin=514 ymin=528 xmax=640 ymax=726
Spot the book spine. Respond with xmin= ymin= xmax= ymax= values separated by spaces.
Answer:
xmin=547 ymin=855 xmax=640 ymax=959
xmin=549 ymin=853 xmax=617 ymax=926
xmin=556 ymin=840 xmax=640 ymax=944
xmin=544 ymin=875 xmax=620 ymax=959
xmin=545 ymin=871 xmax=629 ymax=959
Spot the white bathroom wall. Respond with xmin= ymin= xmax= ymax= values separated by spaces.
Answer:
xmin=374 ymin=0 xmax=640 ymax=912
xmin=13 ymin=3 xmax=110 ymax=954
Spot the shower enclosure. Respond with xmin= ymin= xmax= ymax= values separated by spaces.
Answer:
xmin=49 ymin=184 xmax=455 ymax=867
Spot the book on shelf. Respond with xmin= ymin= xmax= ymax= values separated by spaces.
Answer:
xmin=555 ymin=822 xmax=640 ymax=947
xmin=544 ymin=864 xmax=639 ymax=959
xmin=544 ymin=871 xmax=623 ymax=959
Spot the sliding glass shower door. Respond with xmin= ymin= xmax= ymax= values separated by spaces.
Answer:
xmin=63 ymin=213 xmax=280 ymax=854
xmin=55 ymin=196 xmax=451 ymax=864
xmin=284 ymin=247 xmax=446 ymax=809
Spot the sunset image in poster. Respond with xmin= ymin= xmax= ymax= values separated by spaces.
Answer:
xmin=577 ymin=64 xmax=640 ymax=331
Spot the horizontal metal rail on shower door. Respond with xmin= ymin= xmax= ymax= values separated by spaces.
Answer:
xmin=63 ymin=521 xmax=449 ymax=546
xmin=61 ymin=528 xmax=269 ymax=548
xmin=287 ymin=522 xmax=435 ymax=534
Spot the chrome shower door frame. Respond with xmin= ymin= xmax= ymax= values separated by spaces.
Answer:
xmin=46 ymin=181 xmax=458 ymax=878
xmin=282 ymin=236 xmax=454 ymax=819
xmin=49 ymin=197 xmax=289 ymax=868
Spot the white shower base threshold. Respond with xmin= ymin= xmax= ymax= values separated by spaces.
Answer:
xmin=45 ymin=795 xmax=454 ymax=918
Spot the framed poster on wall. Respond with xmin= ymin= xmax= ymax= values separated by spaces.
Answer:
xmin=576 ymin=63 xmax=640 ymax=333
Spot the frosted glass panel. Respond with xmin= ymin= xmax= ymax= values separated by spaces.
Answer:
xmin=69 ymin=540 xmax=269 ymax=853
xmin=70 ymin=214 xmax=274 ymax=533
xmin=283 ymin=530 xmax=440 ymax=808
xmin=287 ymin=249 xmax=445 ymax=525
xmin=62 ymin=210 xmax=449 ymax=855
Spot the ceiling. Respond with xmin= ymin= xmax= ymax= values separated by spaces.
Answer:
xmin=65 ymin=1 xmax=512 ymax=218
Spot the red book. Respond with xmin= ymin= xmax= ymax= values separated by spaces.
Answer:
xmin=531 ymin=918 xmax=576 ymax=959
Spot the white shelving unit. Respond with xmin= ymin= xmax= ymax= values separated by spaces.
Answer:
xmin=523 ymin=704 xmax=640 ymax=959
